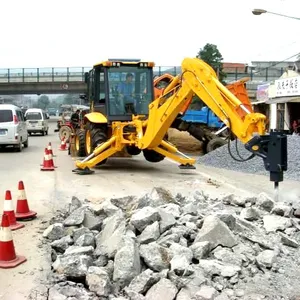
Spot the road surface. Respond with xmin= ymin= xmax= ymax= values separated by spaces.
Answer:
xmin=0 ymin=118 xmax=299 ymax=300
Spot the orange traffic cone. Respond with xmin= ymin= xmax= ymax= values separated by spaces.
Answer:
xmin=47 ymin=147 xmax=57 ymax=168
xmin=48 ymin=142 xmax=56 ymax=157
xmin=15 ymin=181 xmax=37 ymax=220
xmin=2 ymin=191 xmax=24 ymax=231
xmin=59 ymin=137 xmax=67 ymax=151
xmin=0 ymin=214 xmax=27 ymax=269
xmin=41 ymin=148 xmax=55 ymax=171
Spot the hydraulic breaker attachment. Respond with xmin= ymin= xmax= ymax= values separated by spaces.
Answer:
xmin=245 ymin=130 xmax=288 ymax=189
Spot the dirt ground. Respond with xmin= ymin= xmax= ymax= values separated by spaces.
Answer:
xmin=167 ymin=128 xmax=203 ymax=154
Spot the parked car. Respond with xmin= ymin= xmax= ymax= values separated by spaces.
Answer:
xmin=0 ymin=104 xmax=29 ymax=151
xmin=25 ymin=108 xmax=49 ymax=136
xmin=48 ymin=108 xmax=56 ymax=116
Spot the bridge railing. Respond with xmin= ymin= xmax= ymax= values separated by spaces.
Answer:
xmin=0 ymin=66 xmax=287 ymax=84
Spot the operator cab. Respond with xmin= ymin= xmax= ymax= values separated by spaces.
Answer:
xmin=85 ymin=58 xmax=155 ymax=122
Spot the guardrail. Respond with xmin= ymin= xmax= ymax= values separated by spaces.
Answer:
xmin=0 ymin=66 xmax=287 ymax=84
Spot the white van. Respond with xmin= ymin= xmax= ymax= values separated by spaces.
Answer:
xmin=0 ymin=104 xmax=29 ymax=151
xmin=25 ymin=108 xmax=49 ymax=136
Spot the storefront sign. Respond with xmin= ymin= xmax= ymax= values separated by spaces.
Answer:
xmin=256 ymin=83 xmax=269 ymax=101
xmin=275 ymin=76 xmax=300 ymax=97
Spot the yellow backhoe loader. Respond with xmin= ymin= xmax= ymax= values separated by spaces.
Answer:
xmin=72 ymin=58 xmax=287 ymax=191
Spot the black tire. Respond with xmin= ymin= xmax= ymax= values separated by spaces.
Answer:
xmin=85 ymin=122 xmax=108 ymax=165
xmin=206 ymin=137 xmax=226 ymax=153
xmin=24 ymin=137 xmax=28 ymax=148
xmin=75 ymin=129 xmax=86 ymax=157
xmin=143 ymin=149 xmax=164 ymax=163
xmin=126 ymin=146 xmax=141 ymax=156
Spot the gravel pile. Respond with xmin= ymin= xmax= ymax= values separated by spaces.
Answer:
xmin=197 ymin=135 xmax=300 ymax=181
xmin=39 ymin=186 xmax=300 ymax=299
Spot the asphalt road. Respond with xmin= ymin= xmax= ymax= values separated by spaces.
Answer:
xmin=0 ymin=118 xmax=299 ymax=299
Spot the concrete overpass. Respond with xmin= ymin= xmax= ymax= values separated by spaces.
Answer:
xmin=0 ymin=66 xmax=270 ymax=98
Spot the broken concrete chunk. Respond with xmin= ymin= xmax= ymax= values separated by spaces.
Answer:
xmin=72 ymin=227 xmax=91 ymax=242
xmin=222 ymin=194 xmax=245 ymax=207
xmin=279 ymin=232 xmax=299 ymax=248
xmin=194 ymin=215 xmax=237 ymax=250
xmin=86 ymin=266 xmax=112 ymax=297
xmin=75 ymin=232 xmax=95 ymax=248
xmin=43 ymin=223 xmax=66 ymax=241
xmin=199 ymin=259 xmax=241 ymax=278
xmin=127 ymin=269 xmax=160 ymax=294
xmin=145 ymin=278 xmax=178 ymax=300
xmin=139 ymin=242 xmax=170 ymax=271
xmin=271 ymin=203 xmax=293 ymax=217
xmin=68 ymin=196 xmax=82 ymax=214
xmin=169 ymin=243 xmax=193 ymax=262
xmin=50 ymin=235 xmax=73 ymax=253
xmin=113 ymin=236 xmax=141 ymax=288
xmin=92 ymin=199 xmax=120 ymax=217
xmin=131 ymin=207 xmax=160 ymax=232
xmin=157 ymin=233 xmax=181 ymax=247
xmin=83 ymin=208 xmax=104 ymax=231
xmin=48 ymin=281 xmax=98 ymax=300
xmin=110 ymin=195 xmax=138 ymax=211
xmin=214 ymin=212 xmax=236 ymax=230
xmin=170 ymin=254 xmax=191 ymax=275
xmin=138 ymin=187 xmax=176 ymax=209
xmin=263 ymin=215 xmax=292 ymax=232
xmin=138 ymin=221 xmax=160 ymax=244
xmin=176 ymin=284 xmax=204 ymax=300
xmin=158 ymin=209 xmax=176 ymax=233
xmin=190 ymin=241 xmax=211 ymax=260
xmin=256 ymin=250 xmax=277 ymax=269
xmin=256 ymin=193 xmax=274 ymax=212
xmin=240 ymin=207 xmax=260 ymax=221
xmin=192 ymin=285 xmax=218 ymax=300
xmin=52 ymin=254 xmax=93 ymax=278
xmin=213 ymin=247 xmax=243 ymax=266
xmin=95 ymin=210 xmax=126 ymax=258
xmin=182 ymin=203 xmax=198 ymax=216
xmin=64 ymin=245 xmax=94 ymax=256
xmin=63 ymin=206 xmax=87 ymax=226
xmin=159 ymin=203 xmax=181 ymax=219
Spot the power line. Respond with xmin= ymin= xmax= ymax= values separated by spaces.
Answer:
xmin=253 ymin=51 xmax=300 ymax=74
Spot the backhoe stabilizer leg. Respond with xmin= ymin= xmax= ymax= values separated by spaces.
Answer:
xmin=245 ymin=130 xmax=287 ymax=186
xmin=74 ymin=136 xmax=118 ymax=171
xmin=153 ymin=145 xmax=196 ymax=169
xmin=75 ymin=146 xmax=121 ymax=170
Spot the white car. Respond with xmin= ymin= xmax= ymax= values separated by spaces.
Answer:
xmin=0 ymin=104 xmax=29 ymax=151
xmin=25 ymin=108 xmax=49 ymax=136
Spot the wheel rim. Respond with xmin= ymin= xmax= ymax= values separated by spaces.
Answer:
xmin=85 ymin=130 xmax=91 ymax=154
xmin=75 ymin=136 xmax=80 ymax=151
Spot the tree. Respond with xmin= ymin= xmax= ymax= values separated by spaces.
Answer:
xmin=37 ymin=95 xmax=50 ymax=109
xmin=196 ymin=43 xmax=227 ymax=84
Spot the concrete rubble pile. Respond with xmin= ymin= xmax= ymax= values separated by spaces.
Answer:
xmin=197 ymin=135 xmax=300 ymax=181
xmin=42 ymin=187 xmax=300 ymax=300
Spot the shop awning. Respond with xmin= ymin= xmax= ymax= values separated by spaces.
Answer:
xmin=266 ymin=96 xmax=300 ymax=104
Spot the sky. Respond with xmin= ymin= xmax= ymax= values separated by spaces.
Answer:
xmin=0 ymin=0 xmax=299 ymax=69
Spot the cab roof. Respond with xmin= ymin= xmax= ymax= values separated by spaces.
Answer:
xmin=93 ymin=58 xmax=155 ymax=68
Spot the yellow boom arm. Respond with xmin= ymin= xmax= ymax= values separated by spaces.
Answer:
xmin=139 ymin=57 xmax=266 ymax=149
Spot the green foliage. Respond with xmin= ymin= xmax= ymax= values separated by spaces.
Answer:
xmin=63 ymin=94 xmax=81 ymax=105
xmin=37 ymin=95 xmax=50 ymax=109
xmin=196 ymin=43 xmax=227 ymax=84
